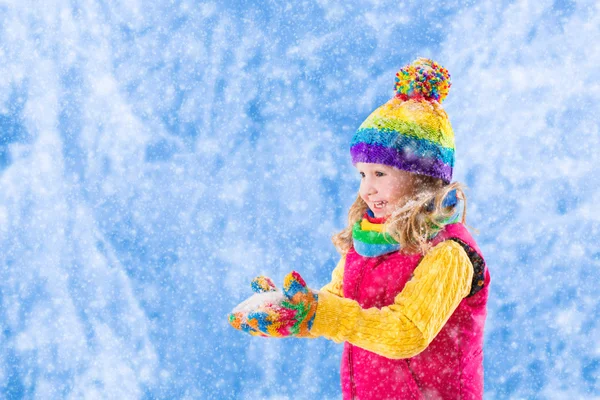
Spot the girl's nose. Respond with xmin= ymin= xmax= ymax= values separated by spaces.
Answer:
xmin=366 ymin=183 xmax=377 ymax=195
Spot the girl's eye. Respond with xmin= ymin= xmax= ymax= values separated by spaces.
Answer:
xmin=375 ymin=171 xmax=385 ymax=177
xmin=359 ymin=172 xmax=365 ymax=178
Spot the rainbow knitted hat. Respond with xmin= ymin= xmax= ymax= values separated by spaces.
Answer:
xmin=350 ymin=58 xmax=455 ymax=183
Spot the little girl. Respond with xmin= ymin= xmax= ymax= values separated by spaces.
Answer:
xmin=229 ymin=58 xmax=490 ymax=400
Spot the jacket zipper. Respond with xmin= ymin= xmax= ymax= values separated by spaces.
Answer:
xmin=406 ymin=358 xmax=420 ymax=398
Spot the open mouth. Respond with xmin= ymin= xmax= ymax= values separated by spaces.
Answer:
xmin=372 ymin=201 xmax=387 ymax=210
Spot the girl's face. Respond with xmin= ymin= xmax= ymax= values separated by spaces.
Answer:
xmin=356 ymin=162 xmax=416 ymax=218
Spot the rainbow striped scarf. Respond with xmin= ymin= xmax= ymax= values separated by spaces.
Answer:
xmin=352 ymin=209 xmax=460 ymax=258
xmin=352 ymin=213 xmax=400 ymax=257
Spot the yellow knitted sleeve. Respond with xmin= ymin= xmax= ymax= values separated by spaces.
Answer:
xmin=310 ymin=240 xmax=474 ymax=359
xmin=303 ymin=256 xmax=346 ymax=339
xmin=319 ymin=255 xmax=346 ymax=297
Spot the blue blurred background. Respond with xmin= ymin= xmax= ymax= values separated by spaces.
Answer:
xmin=0 ymin=0 xmax=598 ymax=398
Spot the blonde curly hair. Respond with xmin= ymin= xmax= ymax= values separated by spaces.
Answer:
xmin=332 ymin=176 xmax=468 ymax=255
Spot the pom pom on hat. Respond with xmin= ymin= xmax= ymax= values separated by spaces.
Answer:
xmin=394 ymin=57 xmax=451 ymax=103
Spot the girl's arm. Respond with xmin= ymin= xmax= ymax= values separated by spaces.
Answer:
xmin=310 ymin=241 xmax=473 ymax=359
xmin=319 ymin=256 xmax=346 ymax=297
xmin=303 ymin=256 xmax=346 ymax=339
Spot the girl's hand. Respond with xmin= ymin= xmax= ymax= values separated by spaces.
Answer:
xmin=228 ymin=276 xmax=279 ymax=337
xmin=228 ymin=271 xmax=319 ymax=338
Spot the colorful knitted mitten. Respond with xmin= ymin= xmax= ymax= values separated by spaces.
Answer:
xmin=229 ymin=271 xmax=319 ymax=338
xmin=228 ymin=275 xmax=279 ymax=337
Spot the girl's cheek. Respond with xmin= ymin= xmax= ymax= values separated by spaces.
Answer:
xmin=358 ymin=185 xmax=367 ymax=201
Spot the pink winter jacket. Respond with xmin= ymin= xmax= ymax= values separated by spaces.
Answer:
xmin=339 ymin=223 xmax=490 ymax=400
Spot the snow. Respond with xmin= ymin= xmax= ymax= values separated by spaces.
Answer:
xmin=0 ymin=0 xmax=598 ymax=398
xmin=232 ymin=292 xmax=285 ymax=314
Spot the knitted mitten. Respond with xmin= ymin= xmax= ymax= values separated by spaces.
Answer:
xmin=228 ymin=275 xmax=279 ymax=337
xmin=229 ymin=271 xmax=319 ymax=338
